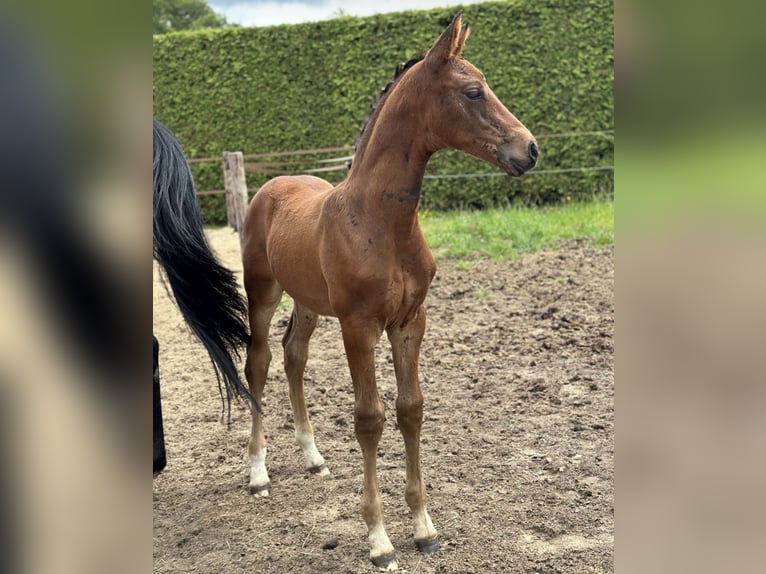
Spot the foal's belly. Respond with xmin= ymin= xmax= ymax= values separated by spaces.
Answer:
xmin=266 ymin=238 xmax=335 ymax=317
xmin=282 ymin=277 xmax=336 ymax=318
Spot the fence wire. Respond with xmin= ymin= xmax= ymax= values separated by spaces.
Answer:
xmin=191 ymin=129 xmax=614 ymax=194
xmin=536 ymin=130 xmax=613 ymax=139
xmin=424 ymin=165 xmax=614 ymax=179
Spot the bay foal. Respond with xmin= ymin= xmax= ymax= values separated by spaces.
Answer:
xmin=241 ymin=13 xmax=537 ymax=569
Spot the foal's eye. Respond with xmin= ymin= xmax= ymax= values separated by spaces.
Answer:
xmin=465 ymin=89 xmax=483 ymax=101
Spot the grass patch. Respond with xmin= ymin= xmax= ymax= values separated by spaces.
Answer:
xmin=474 ymin=288 xmax=492 ymax=299
xmin=419 ymin=200 xmax=613 ymax=261
xmin=453 ymin=260 xmax=475 ymax=271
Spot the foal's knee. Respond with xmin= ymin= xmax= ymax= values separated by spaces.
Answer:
xmin=245 ymin=341 xmax=271 ymax=382
xmin=354 ymin=399 xmax=385 ymax=442
xmin=396 ymin=395 xmax=423 ymax=434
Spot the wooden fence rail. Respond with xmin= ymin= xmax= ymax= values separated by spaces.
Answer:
xmin=187 ymin=145 xmax=353 ymax=164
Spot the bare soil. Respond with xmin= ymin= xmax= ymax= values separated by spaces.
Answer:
xmin=153 ymin=228 xmax=614 ymax=573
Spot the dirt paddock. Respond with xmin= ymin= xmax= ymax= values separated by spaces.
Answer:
xmin=153 ymin=228 xmax=614 ymax=573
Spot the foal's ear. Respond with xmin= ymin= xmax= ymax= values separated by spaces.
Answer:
xmin=425 ymin=12 xmax=465 ymax=71
xmin=455 ymin=23 xmax=471 ymax=55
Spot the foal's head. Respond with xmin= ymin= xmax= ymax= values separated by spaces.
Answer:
xmin=411 ymin=13 xmax=538 ymax=176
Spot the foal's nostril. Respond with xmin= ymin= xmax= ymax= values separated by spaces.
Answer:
xmin=528 ymin=141 xmax=539 ymax=164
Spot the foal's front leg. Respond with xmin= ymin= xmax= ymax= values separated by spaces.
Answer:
xmin=387 ymin=306 xmax=439 ymax=554
xmin=340 ymin=318 xmax=397 ymax=570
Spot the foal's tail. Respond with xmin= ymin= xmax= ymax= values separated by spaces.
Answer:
xmin=152 ymin=118 xmax=259 ymax=415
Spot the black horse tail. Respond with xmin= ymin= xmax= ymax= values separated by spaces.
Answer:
xmin=152 ymin=118 xmax=259 ymax=415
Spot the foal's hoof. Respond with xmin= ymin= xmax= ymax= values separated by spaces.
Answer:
xmin=308 ymin=463 xmax=330 ymax=477
xmin=371 ymin=552 xmax=398 ymax=571
xmin=249 ymin=482 xmax=271 ymax=497
xmin=415 ymin=536 xmax=440 ymax=555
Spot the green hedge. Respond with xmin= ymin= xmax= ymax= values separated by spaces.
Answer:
xmin=153 ymin=0 xmax=613 ymax=223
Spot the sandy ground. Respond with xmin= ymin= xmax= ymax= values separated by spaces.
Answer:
xmin=153 ymin=228 xmax=613 ymax=573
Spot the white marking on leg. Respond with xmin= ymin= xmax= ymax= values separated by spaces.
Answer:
xmin=295 ymin=431 xmax=328 ymax=474
xmin=249 ymin=449 xmax=270 ymax=496
xmin=369 ymin=523 xmax=397 ymax=569
xmin=413 ymin=508 xmax=437 ymax=541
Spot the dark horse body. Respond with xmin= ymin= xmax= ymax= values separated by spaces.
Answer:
xmin=152 ymin=118 xmax=256 ymax=474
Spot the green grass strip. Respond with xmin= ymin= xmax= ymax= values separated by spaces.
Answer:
xmin=420 ymin=200 xmax=613 ymax=261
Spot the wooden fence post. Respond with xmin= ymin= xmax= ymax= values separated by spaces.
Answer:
xmin=222 ymin=151 xmax=249 ymax=244
xmin=224 ymin=183 xmax=235 ymax=230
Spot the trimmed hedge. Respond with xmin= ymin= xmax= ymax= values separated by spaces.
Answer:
xmin=153 ymin=0 xmax=613 ymax=223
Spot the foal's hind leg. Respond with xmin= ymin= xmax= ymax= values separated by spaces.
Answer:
xmin=244 ymin=280 xmax=282 ymax=496
xmin=282 ymin=303 xmax=329 ymax=476
xmin=387 ymin=306 xmax=439 ymax=554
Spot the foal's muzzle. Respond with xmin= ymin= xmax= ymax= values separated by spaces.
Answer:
xmin=497 ymin=138 xmax=538 ymax=176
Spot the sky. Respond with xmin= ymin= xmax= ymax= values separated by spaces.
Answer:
xmin=209 ymin=0 xmax=491 ymax=28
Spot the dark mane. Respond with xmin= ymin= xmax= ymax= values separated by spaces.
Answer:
xmin=392 ymin=53 xmax=426 ymax=84
xmin=348 ymin=53 xmax=425 ymax=169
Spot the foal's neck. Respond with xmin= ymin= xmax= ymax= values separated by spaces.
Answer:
xmin=344 ymin=92 xmax=433 ymax=236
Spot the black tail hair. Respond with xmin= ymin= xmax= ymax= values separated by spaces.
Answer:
xmin=153 ymin=118 xmax=259 ymax=415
